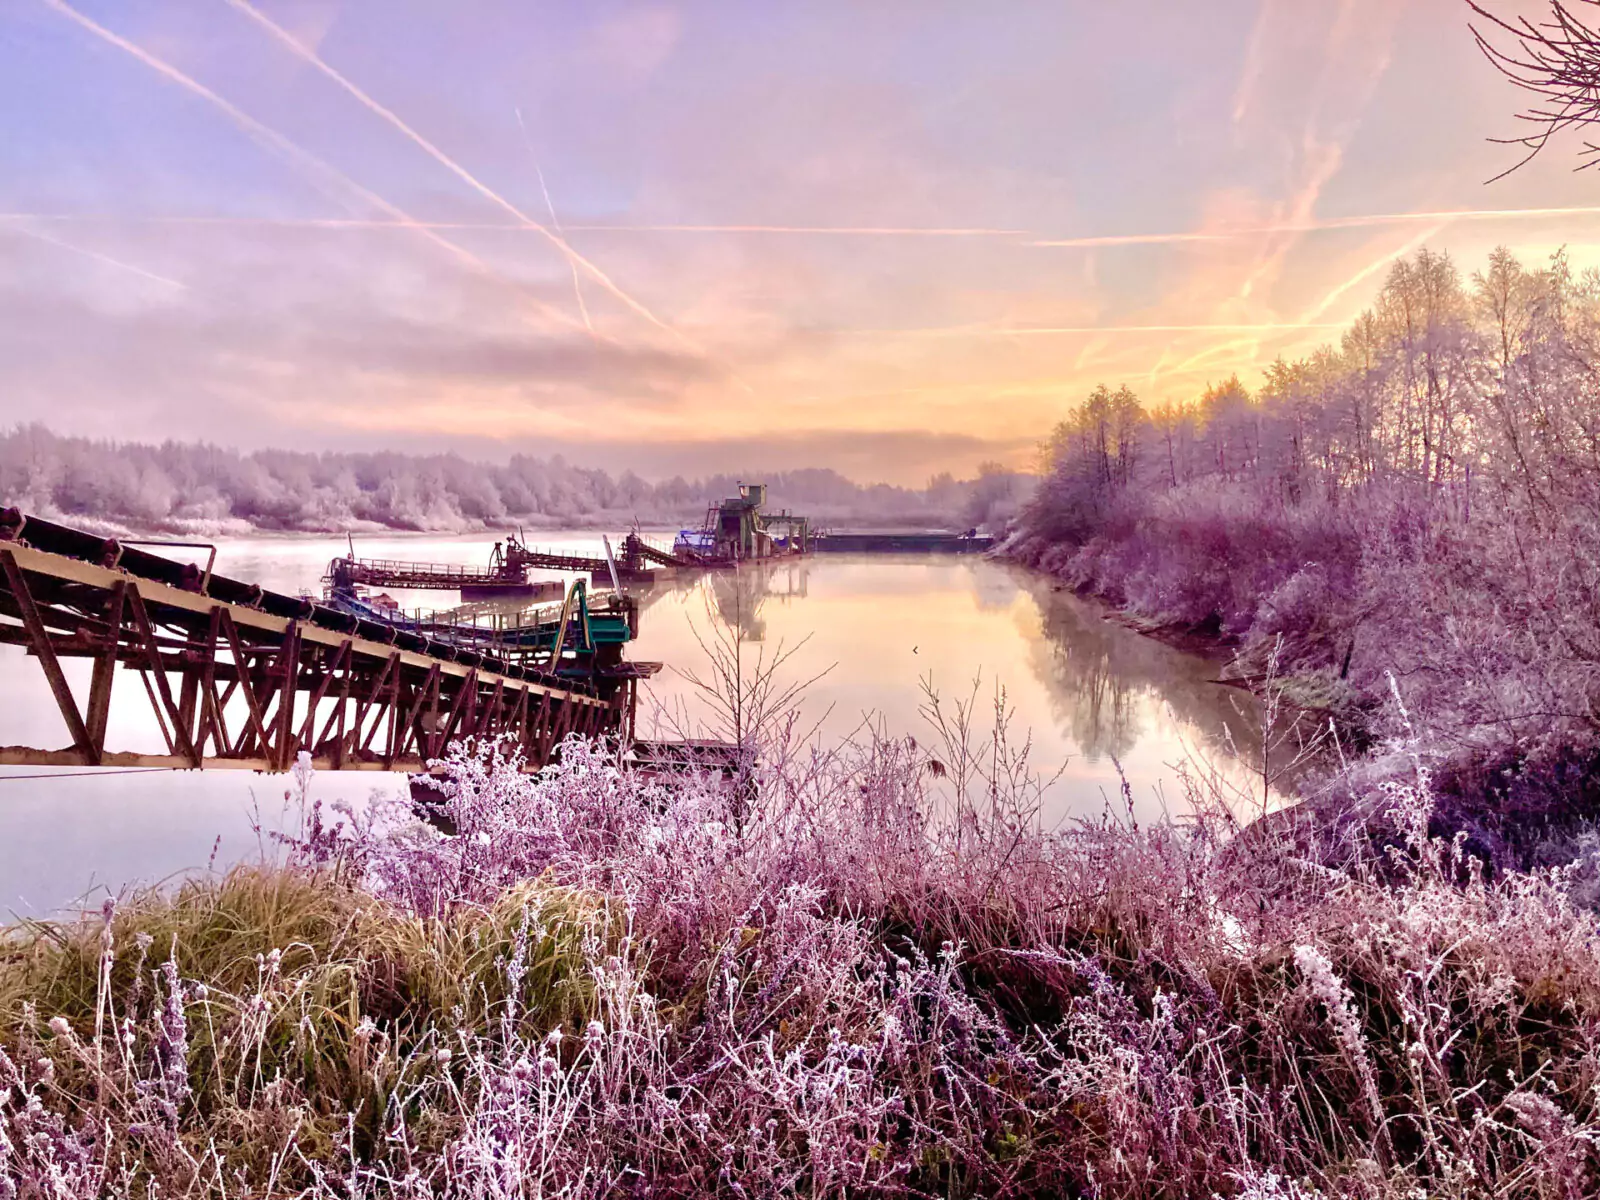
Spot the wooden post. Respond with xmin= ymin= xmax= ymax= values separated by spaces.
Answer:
xmin=83 ymin=580 xmax=127 ymax=762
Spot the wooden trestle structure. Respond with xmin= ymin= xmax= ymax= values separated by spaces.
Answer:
xmin=0 ymin=510 xmax=649 ymax=774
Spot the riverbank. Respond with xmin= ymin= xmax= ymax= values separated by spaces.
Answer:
xmin=4 ymin=738 xmax=1597 ymax=1197
xmin=6 ymin=509 xmax=992 ymax=543
xmin=1000 ymin=483 xmax=1600 ymax=878
xmin=0 ymin=426 xmax=1007 ymax=541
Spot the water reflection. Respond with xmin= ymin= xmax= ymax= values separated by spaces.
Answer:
xmin=0 ymin=536 xmax=1278 ymax=916
xmin=635 ymin=560 xmax=809 ymax=644
xmin=639 ymin=558 xmax=1264 ymax=780
xmin=1022 ymin=579 xmax=1254 ymax=765
xmin=627 ymin=554 xmax=1280 ymax=823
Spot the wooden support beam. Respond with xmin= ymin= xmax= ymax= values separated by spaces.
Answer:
xmin=435 ymin=669 xmax=478 ymax=756
xmin=354 ymin=652 xmax=400 ymax=762
xmin=1 ymin=549 xmax=96 ymax=764
xmin=177 ymin=670 xmax=200 ymax=756
xmin=0 ymin=746 xmax=417 ymax=772
xmin=480 ymin=677 xmax=505 ymax=743
xmin=324 ymin=641 xmax=356 ymax=768
xmin=83 ymin=580 xmax=125 ymax=759
xmin=397 ymin=665 xmax=441 ymax=766
xmin=298 ymin=638 xmax=352 ymax=752
xmin=507 ymin=686 xmax=530 ymax=757
xmin=0 ymin=534 xmax=623 ymax=775
xmin=196 ymin=607 xmax=228 ymax=758
xmin=273 ymin=620 xmax=301 ymax=771
xmin=383 ymin=672 xmax=409 ymax=769
xmin=547 ymin=695 xmax=574 ymax=757
xmin=219 ymin=609 xmax=271 ymax=759
xmin=532 ymin=691 xmax=554 ymax=761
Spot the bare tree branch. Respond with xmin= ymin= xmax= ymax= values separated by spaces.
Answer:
xmin=1470 ymin=0 xmax=1600 ymax=179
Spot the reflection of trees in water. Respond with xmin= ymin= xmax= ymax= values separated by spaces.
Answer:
xmin=1025 ymin=589 xmax=1146 ymax=761
xmin=1018 ymin=574 xmax=1264 ymax=773
xmin=710 ymin=570 xmax=766 ymax=641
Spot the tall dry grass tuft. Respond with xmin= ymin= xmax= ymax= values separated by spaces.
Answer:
xmin=0 ymin=859 xmax=607 ymax=1195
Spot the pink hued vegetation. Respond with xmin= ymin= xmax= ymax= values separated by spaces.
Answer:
xmin=3 ymin=728 xmax=1599 ymax=1197
xmin=1010 ymin=247 xmax=1600 ymax=864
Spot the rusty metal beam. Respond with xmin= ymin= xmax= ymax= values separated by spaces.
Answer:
xmin=1 ymin=542 xmax=600 ymax=701
xmin=0 ymin=746 xmax=418 ymax=771
xmin=126 ymin=586 xmax=200 ymax=768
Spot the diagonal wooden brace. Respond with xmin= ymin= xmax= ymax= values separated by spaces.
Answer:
xmin=1 ymin=548 xmax=97 ymax=765
xmin=126 ymin=587 xmax=201 ymax=768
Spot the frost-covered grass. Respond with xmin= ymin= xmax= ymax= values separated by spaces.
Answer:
xmin=4 ymin=735 xmax=1600 ymax=1198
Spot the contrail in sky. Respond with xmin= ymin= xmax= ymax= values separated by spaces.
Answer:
xmin=41 ymin=0 xmax=593 ymax=339
xmin=846 ymin=322 xmax=1346 ymax=338
xmin=13 ymin=205 xmax=1598 ymax=245
xmin=222 ymin=0 xmax=699 ymax=354
xmin=7 ymin=224 xmax=187 ymax=291
xmin=1169 ymin=337 xmax=1260 ymax=378
xmin=567 ymin=225 xmax=1024 ymax=236
xmin=1298 ymin=224 xmax=1447 ymax=324
xmin=516 ymin=107 xmax=592 ymax=334
xmin=0 ymin=214 xmax=1022 ymax=237
xmin=1030 ymin=205 xmax=1600 ymax=249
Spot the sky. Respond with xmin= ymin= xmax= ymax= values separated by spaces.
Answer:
xmin=0 ymin=0 xmax=1596 ymax=486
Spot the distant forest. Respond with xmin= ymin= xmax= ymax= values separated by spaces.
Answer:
xmin=0 ymin=425 xmax=1028 ymax=535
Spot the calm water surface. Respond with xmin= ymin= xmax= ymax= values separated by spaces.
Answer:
xmin=0 ymin=532 xmax=1271 ymax=915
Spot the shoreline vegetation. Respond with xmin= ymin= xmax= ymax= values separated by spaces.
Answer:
xmin=1003 ymin=245 xmax=1600 ymax=879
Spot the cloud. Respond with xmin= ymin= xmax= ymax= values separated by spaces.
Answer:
xmin=4 ymin=223 xmax=187 ymax=291
xmin=310 ymin=317 xmax=711 ymax=390
xmin=469 ymin=428 xmax=1038 ymax=485
xmin=41 ymin=0 xmax=593 ymax=339
xmin=221 ymin=0 xmax=702 ymax=355
xmin=580 ymin=5 xmax=683 ymax=88
xmin=0 ymin=246 xmax=711 ymax=446
xmin=1232 ymin=0 xmax=1276 ymax=127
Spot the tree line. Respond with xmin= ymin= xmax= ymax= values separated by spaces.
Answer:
xmin=1017 ymin=244 xmax=1600 ymax=769
xmin=0 ymin=425 xmax=1025 ymax=534
xmin=1034 ymin=245 xmax=1599 ymax=533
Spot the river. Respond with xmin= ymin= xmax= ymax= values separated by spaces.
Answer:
xmin=0 ymin=532 xmax=1277 ymax=916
